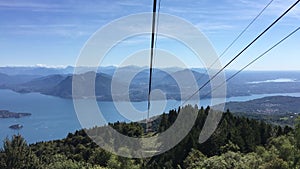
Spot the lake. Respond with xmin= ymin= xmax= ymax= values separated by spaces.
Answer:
xmin=1 ymin=89 xmax=300 ymax=144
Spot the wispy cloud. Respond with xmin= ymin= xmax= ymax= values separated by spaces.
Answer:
xmin=0 ymin=1 xmax=59 ymax=9
xmin=0 ymin=0 xmax=69 ymax=13
xmin=0 ymin=24 xmax=94 ymax=38
xmin=268 ymin=0 xmax=300 ymax=19
xmin=196 ymin=22 xmax=236 ymax=32
xmin=116 ymin=0 xmax=151 ymax=8
xmin=159 ymin=0 xmax=299 ymax=35
xmin=229 ymin=0 xmax=300 ymax=19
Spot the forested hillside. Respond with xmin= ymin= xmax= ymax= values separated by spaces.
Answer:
xmin=224 ymin=96 xmax=300 ymax=114
xmin=223 ymin=96 xmax=300 ymax=126
xmin=1 ymin=106 xmax=299 ymax=169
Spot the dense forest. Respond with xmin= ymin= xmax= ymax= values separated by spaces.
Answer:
xmin=1 ymin=106 xmax=300 ymax=169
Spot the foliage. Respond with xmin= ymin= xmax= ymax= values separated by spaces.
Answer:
xmin=0 ymin=106 xmax=299 ymax=169
xmin=0 ymin=134 xmax=41 ymax=169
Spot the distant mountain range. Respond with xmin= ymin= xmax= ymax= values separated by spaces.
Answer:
xmin=0 ymin=66 xmax=73 ymax=76
xmin=0 ymin=66 xmax=300 ymax=101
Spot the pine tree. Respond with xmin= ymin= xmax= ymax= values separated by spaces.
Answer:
xmin=1 ymin=134 xmax=41 ymax=169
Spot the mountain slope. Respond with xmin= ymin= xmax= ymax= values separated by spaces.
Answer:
xmin=45 ymin=72 xmax=117 ymax=100
xmin=0 ymin=73 xmax=41 ymax=87
xmin=13 ymin=74 xmax=67 ymax=93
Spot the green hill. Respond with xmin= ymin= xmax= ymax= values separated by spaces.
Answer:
xmin=222 ymin=96 xmax=300 ymax=126
xmin=224 ymin=96 xmax=300 ymax=114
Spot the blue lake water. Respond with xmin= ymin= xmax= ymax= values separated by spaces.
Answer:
xmin=1 ymin=89 xmax=300 ymax=144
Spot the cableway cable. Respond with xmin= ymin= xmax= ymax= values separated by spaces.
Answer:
xmin=202 ymin=26 xmax=300 ymax=100
xmin=179 ymin=0 xmax=299 ymax=107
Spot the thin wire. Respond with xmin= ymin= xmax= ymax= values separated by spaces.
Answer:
xmin=179 ymin=0 xmax=300 ymax=107
xmin=154 ymin=0 xmax=161 ymax=53
xmin=202 ymin=26 xmax=300 ymax=99
xmin=149 ymin=0 xmax=161 ymax=112
xmin=147 ymin=0 xmax=158 ymax=131
xmin=215 ymin=0 xmax=274 ymax=67
xmin=196 ymin=0 xmax=275 ymax=85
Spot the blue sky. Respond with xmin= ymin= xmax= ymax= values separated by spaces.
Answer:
xmin=0 ymin=0 xmax=299 ymax=70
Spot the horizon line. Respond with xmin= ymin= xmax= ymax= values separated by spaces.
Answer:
xmin=0 ymin=64 xmax=300 ymax=72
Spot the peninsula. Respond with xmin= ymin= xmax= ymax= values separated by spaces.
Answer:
xmin=0 ymin=110 xmax=31 ymax=118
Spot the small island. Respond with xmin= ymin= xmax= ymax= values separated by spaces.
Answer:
xmin=9 ymin=124 xmax=23 ymax=130
xmin=0 ymin=110 xmax=31 ymax=118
